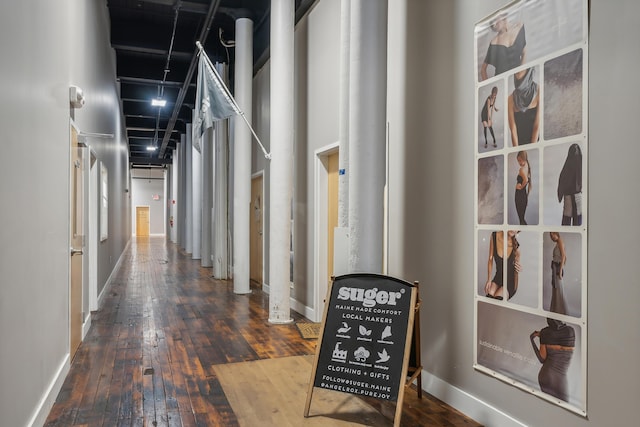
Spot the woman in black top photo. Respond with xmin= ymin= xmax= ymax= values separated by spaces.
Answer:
xmin=484 ymin=230 xmax=521 ymax=300
xmin=530 ymin=318 xmax=575 ymax=402
xmin=508 ymin=67 xmax=540 ymax=146
xmin=480 ymin=14 xmax=526 ymax=81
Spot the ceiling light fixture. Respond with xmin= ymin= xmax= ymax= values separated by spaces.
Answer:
xmin=146 ymin=145 xmax=157 ymax=151
xmin=151 ymin=98 xmax=166 ymax=107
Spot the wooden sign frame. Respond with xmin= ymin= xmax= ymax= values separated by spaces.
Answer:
xmin=304 ymin=274 xmax=421 ymax=426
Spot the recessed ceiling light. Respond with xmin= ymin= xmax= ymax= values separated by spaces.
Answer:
xmin=146 ymin=146 xmax=157 ymax=151
xmin=151 ymin=98 xmax=166 ymax=107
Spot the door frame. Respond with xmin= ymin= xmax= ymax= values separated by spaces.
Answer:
xmin=88 ymin=149 xmax=98 ymax=313
xmin=313 ymin=142 xmax=339 ymax=322
xmin=250 ymin=170 xmax=265 ymax=286
xmin=69 ymin=121 xmax=84 ymax=358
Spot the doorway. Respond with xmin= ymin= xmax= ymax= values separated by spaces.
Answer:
xmin=69 ymin=125 xmax=85 ymax=359
xmin=136 ymin=206 xmax=150 ymax=237
xmin=327 ymin=152 xmax=339 ymax=286
xmin=314 ymin=144 xmax=339 ymax=322
xmin=89 ymin=151 xmax=98 ymax=312
xmin=250 ymin=174 xmax=264 ymax=286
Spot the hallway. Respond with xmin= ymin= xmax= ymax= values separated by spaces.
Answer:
xmin=44 ymin=237 xmax=480 ymax=427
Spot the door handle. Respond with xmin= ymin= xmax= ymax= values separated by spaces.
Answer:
xmin=70 ymin=247 xmax=83 ymax=256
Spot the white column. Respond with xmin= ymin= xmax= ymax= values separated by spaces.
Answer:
xmin=185 ymin=123 xmax=193 ymax=254
xmin=332 ymin=0 xmax=352 ymax=277
xmin=165 ymin=166 xmax=170 ymax=238
xmin=178 ymin=134 xmax=186 ymax=249
xmin=201 ymin=127 xmax=213 ymax=267
xmin=214 ymin=63 xmax=230 ymax=279
xmin=171 ymin=146 xmax=179 ymax=243
xmin=233 ymin=17 xmax=254 ymax=294
xmin=338 ymin=0 xmax=350 ymax=228
xmin=348 ymin=0 xmax=388 ymax=273
xmin=269 ymin=0 xmax=294 ymax=324
xmin=192 ymin=132 xmax=202 ymax=260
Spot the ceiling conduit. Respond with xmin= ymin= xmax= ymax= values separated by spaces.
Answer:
xmin=159 ymin=0 xmax=222 ymax=157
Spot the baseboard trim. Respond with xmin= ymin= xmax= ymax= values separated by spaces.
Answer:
xmin=261 ymin=284 xmax=317 ymax=321
xmin=27 ymin=354 xmax=70 ymax=427
xmin=290 ymin=297 xmax=315 ymax=320
xmin=82 ymin=314 xmax=92 ymax=339
xmin=421 ymin=369 xmax=526 ymax=427
xmin=98 ymin=239 xmax=131 ymax=308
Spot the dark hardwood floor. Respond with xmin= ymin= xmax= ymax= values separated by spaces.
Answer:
xmin=45 ymin=237 xmax=481 ymax=427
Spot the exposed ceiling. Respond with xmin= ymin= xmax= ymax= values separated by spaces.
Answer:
xmin=107 ymin=0 xmax=315 ymax=168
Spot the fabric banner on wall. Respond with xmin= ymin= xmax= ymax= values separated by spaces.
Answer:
xmin=473 ymin=0 xmax=588 ymax=415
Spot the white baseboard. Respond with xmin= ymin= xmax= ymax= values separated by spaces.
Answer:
xmin=27 ymin=354 xmax=70 ymax=427
xmin=82 ymin=314 xmax=92 ymax=339
xmin=97 ymin=277 xmax=109 ymax=309
xmin=28 ymin=239 xmax=132 ymax=427
xmin=261 ymin=283 xmax=317 ymax=321
xmin=98 ymin=239 xmax=131 ymax=308
xmin=421 ymin=369 xmax=526 ymax=427
xmin=290 ymin=297 xmax=316 ymax=320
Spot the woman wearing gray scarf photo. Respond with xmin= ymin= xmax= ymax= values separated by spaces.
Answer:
xmin=508 ymin=67 xmax=540 ymax=145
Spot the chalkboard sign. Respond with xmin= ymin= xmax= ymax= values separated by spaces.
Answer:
xmin=305 ymin=274 xmax=418 ymax=425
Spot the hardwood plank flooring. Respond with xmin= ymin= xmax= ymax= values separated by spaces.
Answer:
xmin=45 ymin=237 xmax=481 ymax=427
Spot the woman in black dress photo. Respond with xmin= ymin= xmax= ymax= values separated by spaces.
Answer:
xmin=514 ymin=150 xmax=531 ymax=225
xmin=481 ymin=86 xmax=499 ymax=148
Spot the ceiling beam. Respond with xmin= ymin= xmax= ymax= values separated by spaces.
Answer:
xmin=136 ymin=0 xmax=209 ymax=14
xmin=112 ymin=43 xmax=192 ymax=60
xmin=118 ymin=76 xmax=185 ymax=87
xmin=130 ymin=156 xmax=173 ymax=165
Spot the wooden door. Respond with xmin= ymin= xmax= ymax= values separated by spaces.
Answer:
xmin=70 ymin=126 xmax=84 ymax=359
xmin=136 ymin=206 xmax=150 ymax=236
xmin=327 ymin=152 xmax=339 ymax=283
xmin=250 ymin=175 xmax=263 ymax=285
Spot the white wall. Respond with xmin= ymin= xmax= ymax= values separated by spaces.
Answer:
xmin=0 ymin=1 xmax=130 ymax=425
xmin=297 ymin=0 xmax=341 ymax=307
xmin=0 ymin=2 xmax=71 ymax=425
xmin=385 ymin=0 xmax=640 ymax=426
xmin=70 ymin=0 xmax=131 ymax=299
xmin=251 ymin=0 xmax=640 ymax=426
xmin=131 ymin=170 xmax=166 ymax=236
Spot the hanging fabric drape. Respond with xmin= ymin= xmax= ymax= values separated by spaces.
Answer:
xmin=194 ymin=42 xmax=270 ymax=159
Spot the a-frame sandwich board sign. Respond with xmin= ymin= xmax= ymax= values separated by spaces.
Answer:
xmin=304 ymin=274 xmax=419 ymax=427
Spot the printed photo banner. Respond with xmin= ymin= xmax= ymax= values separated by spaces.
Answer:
xmin=473 ymin=0 xmax=588 ymax=416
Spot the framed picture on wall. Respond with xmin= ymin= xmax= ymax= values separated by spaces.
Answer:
xmin=100 ymin=162 xmax=108 ymax=242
